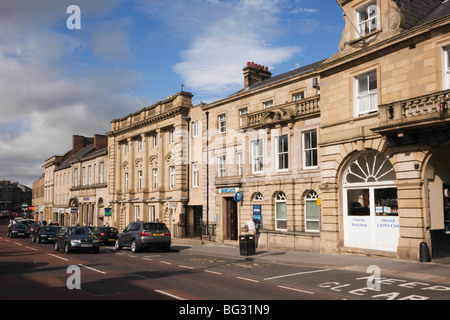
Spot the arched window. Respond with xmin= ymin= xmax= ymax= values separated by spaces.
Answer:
xmin=305 ymin=191 xmax=320 ymax=232
xmin=253 ymin=192 xmax=264 ymax=201
xmin=344 ymin=150 xmax=395 ymax=184
xmin=275 ymin=192 xmax=287 ymax=230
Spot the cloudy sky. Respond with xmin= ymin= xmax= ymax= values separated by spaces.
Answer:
xmin=0 ymin=0 xmax=344 ymax=187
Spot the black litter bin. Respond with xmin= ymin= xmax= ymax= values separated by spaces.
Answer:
xmin=239 ymin=234 xmax=256 ymax=256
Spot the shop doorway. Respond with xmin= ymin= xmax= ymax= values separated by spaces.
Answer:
xmin=343 ymin=151 xmax=399 ymax=251
xmin=225 ymin=197 xmax=238 ymax=240
xmin=426 ymin=143 xmax=450 ymax=258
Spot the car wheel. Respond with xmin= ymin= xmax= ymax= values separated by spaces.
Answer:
xmin=54 ymin=241 xmax=59 ymax=251
xmin=131 ymin=240 xmax=140 ymax=253
xmin=114 ymin=239 xmax=122 ymax=250
xmin=64 ymin=242 xmax=71 ymax=254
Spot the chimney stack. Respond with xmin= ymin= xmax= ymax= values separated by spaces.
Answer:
xmin=243 ymin=61 xmax=272 ymax=88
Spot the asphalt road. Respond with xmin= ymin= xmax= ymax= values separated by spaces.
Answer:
xmin=1 ymin=219 xmax=449 ymax=309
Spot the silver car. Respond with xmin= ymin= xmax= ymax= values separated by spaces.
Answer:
xmin=115 ymin=221 xmax=171 ymax=253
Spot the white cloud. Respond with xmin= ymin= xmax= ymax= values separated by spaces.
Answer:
xmin=135 ymin=0 xmax=302 ymax=98
xmin=0 ymin=3 xmax=140 ymax=186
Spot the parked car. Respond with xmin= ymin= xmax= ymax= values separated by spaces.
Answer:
xmin=32 ymin=226 xmax=59 ymax=243
xmin=54 ymin=226 xmax=100 ymax=253
xmin=29 ymin=223 xmax=41 ymax=235
xmin=115 ymin=221 xmax=171 ymax=253
xmin=91 ymin=227 xmax=119 ymax=246
xmin=7 ymin=223 xmax=29 ymax=238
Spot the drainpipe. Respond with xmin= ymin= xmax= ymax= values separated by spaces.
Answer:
xmin=206 ymin=111 xmax=210 ymax=240
xmin=185 ymin=114 xmax=191 ymax=237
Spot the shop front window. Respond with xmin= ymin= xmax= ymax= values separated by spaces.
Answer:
xmin=343 ymin=151 xmax=399 ymax=251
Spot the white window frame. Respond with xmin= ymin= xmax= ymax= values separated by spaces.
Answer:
xmin=218 ymin=114 xmax=226 ymax=133
xmin=355 ymin=70 xmax=378 ymax=116
xmin=217 ymin=156 xmax=226 ymax=177
xmin=275 ymin=192 xmax=287 ymax=231
xmin=263 ymin=100 xmax=274 ymax=109
xmin=292 ymin=91 xmax=305 ymax=101
xmin=192 ymin=120 xmax=198 ymax=138
xmin=276 ymin=135 xmax=289 ymax=171
xmin=150 ymin=205 xmax=156 ymax=221
xmin=153 ymin=133 xmax=158 ymax=147
xmin=134 ymin=205 xmax=140 ymax=221
xmin=251 ymin=140 xmax=264 ymax=174
xmin=138 ymin=170 xmax=142 ymax=191
xmin=170 ymin=129 xmax=175 ymax=143
xmin=303 ymin=130 xmax=318 ymax=169
xmin=138 ymin=138 xmax=143 ymax=151
xmin=305 ymin=191 xmax=320 ymax=232
xmin=356 ymin=1 xmax=378 ymax=37
xmin=99 ymin=162 xmax=104 ymax=184
xmin=74 ymin=168 xmax=78 ymax=187
xmin=443 ymin=46 xmax=450 ymax=90
xmin=153 ymin=169 xmax=158 ymax=190
xmin=169 ymin=166 xmax=175 ymax=189
xmin=192 ymin=162 xmax=199 ymax=187
xmin=237 ymin=152 xmax=243 ymax=176
xmin=125 ymin=172 xmax=129 ymax=191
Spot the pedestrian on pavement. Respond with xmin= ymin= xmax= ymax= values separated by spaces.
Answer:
xmin=246 ymin=217 xmax=256 ymax=235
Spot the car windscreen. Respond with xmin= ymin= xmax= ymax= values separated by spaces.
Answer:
xmin=68 ymin=227 xmax=92 ymax=235
xmin=14 ymin=224 xmax=27 ymax=229
xmin=42 ymin=226 xmax=58 ymax=232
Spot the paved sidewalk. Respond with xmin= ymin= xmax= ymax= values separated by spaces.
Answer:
xmin=171 ymin=240 xmax=450 ymax=285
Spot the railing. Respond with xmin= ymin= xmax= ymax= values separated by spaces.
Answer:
xmin=378 ymin=89 xmax=450 ymax=125
xmin=243 ymin=95 xmax=320 ymax=128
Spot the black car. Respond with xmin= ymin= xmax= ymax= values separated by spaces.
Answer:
xmin=115 ymin=221 xmax=171 ymax=253
xmin=32 ymin=226 xmax=59 ymax=243
xmin=54 ymin=226 xmax=100 ymax=253
xmin=91 ymin=227 xmax=119 ymax=246
xmin=7 ymin=223 xmax=29 ymax=238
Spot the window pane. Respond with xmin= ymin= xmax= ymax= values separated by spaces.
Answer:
xmin=374 ymin=188 xmax=398 ymax=216
xmin=369 ymin=73 xmax=377 ymax=91
xmin=347 ymin=189 xmax=370 ymax=216
xmin=358 ymin=76 xmax=368 ymax=93
xmin=276 ymin=202 xmax=286 ymax=220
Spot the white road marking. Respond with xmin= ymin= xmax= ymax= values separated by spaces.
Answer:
xmin=179 ymin=265 xmax=194 ymax=269
xmin=264 ymin=268 xmax=332 ymax=280
xmin=155 ymin=289 xmax=186 ymax=300
xmin=278 ymin=285 xmax=315 ymax=295
xmin=237 ymin=276 xmax=260 ymax=283
xmin=79 ymin=264 xmax=107 ymax=275
xmin=46 ymin=253 xmax=69 ymax=261
xmin=204 ymin=270 xmax=222 ymax=275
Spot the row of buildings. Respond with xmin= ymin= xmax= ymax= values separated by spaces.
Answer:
xmin=32 ymin=0 xmax=450 ymax=261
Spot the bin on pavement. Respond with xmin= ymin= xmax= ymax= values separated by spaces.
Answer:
xmin=239 ymin=234 xmax=256 ymax=256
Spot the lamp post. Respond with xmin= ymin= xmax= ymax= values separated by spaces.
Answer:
xmin=185 ymin=114 xmax=191 ymax=237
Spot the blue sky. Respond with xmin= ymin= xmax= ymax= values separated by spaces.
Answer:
xmin=0 ymin=0 xmax=344 ymax=186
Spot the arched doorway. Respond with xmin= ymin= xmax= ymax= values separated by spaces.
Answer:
xmin=343 ymin=150 xmax=399 ymax=251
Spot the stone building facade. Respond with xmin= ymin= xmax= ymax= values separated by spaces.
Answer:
xmin=106 ymin=91 xmax=200 ymax=234
xmin=317 ymin=0 xmax=450 ymax=260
